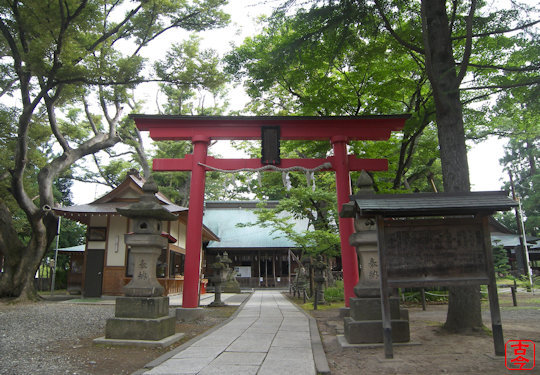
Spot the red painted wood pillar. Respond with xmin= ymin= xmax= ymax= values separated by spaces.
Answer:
xmin=332 ymin=136 xmax=359 ymax=307
xmin=182 ymin=135 xmax=209 ymax=308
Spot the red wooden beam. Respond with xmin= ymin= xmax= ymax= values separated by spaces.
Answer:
xmin=153 ymin=155 xmax=388 ymax=172
xmin=131 ymin=115 xmax=408 ymax=141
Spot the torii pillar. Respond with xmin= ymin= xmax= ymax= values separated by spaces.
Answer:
xmin=130 ymin=115 xmax=408 ymax=308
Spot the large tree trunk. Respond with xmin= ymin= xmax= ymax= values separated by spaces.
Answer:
xmin=0 ymin=202 xmax=56 ymax=300
xmin=421 ymin=0 xmax=483 ymax=332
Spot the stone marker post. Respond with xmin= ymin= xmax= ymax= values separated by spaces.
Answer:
xmin=342 ymin=171 xmax=410 ymax=344
xmin=313 ymin=255 xmax=327 ymax=309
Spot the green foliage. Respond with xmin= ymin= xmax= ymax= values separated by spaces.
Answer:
xmin=226 ymin=4 xmax=442 ymax=192
xmin=0 ymin=0 xmax=230 ymax=298
xmin=155 ymin=35 xmax=230 ymax=115
xmin=500 ymin=136 xmax=539 ymax=237
xmin=492 ymin=243 xmax=511 ymax=276
xmin=324 ymin=280 xmax=344 ymax=302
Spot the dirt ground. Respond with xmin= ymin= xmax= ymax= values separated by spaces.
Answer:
xmin=2 ymin=292 xmax=539 ymax=374
xmin=66 ymin=306 xmax=238 ymax=375
xmin=312 ymin=292 xmax=540 ymax=374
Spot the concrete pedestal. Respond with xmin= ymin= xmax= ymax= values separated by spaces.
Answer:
xmin=104 ymin=296 xmax=176 ymax=341
xmin=176 ymin=307 xmax=205 ymax=322
xmin=344 ymin=297 xmax=410 ymax=344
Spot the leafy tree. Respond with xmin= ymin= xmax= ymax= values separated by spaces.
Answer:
xmin=226 ymin=6 xmax=441 ymax=192
xmin=228 ymin=0 xmax=538 ymax=331
xmin=0 ymin=0 xmax=229 ymax=300
xmin=501 ymin=137 xmax=539 ymax=237
xmin=155 ymin=35 xmax=230 ymax=116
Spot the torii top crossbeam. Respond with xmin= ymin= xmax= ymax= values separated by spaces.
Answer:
xmin=133 ymin=114 xmax=406 ymax=140
xmin=131 ymin=115 xmax=409 ymax=308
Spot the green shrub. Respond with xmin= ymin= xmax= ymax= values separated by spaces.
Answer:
xmin=324 ymin=280 xmax=344 ymax=302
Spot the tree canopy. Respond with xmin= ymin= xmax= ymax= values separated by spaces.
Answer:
xmin=0 ymin=0 xmax=229 ymax=299
xmin=226 ymin=0 xmax=539 ymax=332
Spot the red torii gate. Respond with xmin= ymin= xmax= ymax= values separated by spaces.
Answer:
xmin=131 ymin=115 xmax=408 ymax=308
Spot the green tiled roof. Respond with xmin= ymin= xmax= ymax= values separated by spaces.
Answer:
xmin=203 ymin=202 xmax=308 ymax=249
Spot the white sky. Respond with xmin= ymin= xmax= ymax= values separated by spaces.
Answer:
xmin=71 ymin=1 xmax=509 ymax=204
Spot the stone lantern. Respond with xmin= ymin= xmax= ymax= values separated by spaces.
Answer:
xmin=349 ymin=170 xmax=380 ymax=298
xmin=96 ymin=175 xmax=182 ymax=346
xmin=208 ymin=252 xmax=231 ymax=307
xmin=340 ymin=170 xmax=409 ymax=345
xmin=117 ymin=176 xmax=177 ymax=297
xmin=313 ymin=255 xmax=327 ymax=308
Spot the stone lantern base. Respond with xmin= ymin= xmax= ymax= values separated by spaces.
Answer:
xmin=344 ymin=297 xmax=410 ymax=344
xmin=94 ymin=296 xmax=180 ymax=347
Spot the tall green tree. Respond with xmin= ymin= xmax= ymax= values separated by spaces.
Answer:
xmin=226 ymin=6 xmax=441 ymax=192
xmin=229 ymin=0 xmax=538 ymax=331
xmin=0 ymin=0 xmax=229 ymax=299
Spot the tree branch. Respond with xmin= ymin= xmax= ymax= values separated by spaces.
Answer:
xmin=452 ymin=19 xmax=540 ymax=40
xmin=460 ymin=79 xmax=540 ymax=91
xmin=43 ymin=87 xmax=71 ymax=153
xmin=82 ymin=95 xmax=100 ymax=135
xmin=84 ymin=3 xmax=143 ymax=54
xmin=458 ymin=62 xmax=540 ymax=72
xmin=456 ymin=0 xmax=477 ymax=84
xmin=373 ymin=0 xmax=425 ymax=54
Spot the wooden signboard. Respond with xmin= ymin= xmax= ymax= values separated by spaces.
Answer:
xmin=382 ymin=218 xmax=489 ymax=287
xmin=376 ymin=215 xmax=503 ymax=359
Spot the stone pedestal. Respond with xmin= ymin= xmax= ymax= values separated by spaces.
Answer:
xmin=344 ymin=297 xmax=410 ymax=344
xmin=105 ymin=297 xmax=175 ymax=341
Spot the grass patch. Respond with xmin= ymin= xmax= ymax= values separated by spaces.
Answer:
xmin=68 ymin=298 xmax=105 ymax=303
xmin=285 ymin=294 xmax=344 ymax=311
xmin=38 ymin=289 xmax=69 ymax=296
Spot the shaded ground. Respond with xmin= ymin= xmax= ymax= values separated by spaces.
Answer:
xmin=310 ymin=292 xmax=540 ymax=374
xmin=0 ymin=299 xmax=237 ymax=375
xmin=67 ymin=306 xmax=237 ymax=375
xmin=1 ymin=291 xmax=539 ymax=374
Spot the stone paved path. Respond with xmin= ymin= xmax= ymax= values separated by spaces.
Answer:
xmin=143 ymin=290 xmax=317 ymax=375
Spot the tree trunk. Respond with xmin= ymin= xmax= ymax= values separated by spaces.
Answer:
xmin=0 ymin=202 xmax=55 ymax=300
xmin=421 ymin=0 xmax=482 ymax=332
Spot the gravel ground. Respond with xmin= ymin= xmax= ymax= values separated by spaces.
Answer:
xmin=1 ymin=292 xmax=538 ymax=375
xmin=0 ymin=302 xmax=115 ymax=375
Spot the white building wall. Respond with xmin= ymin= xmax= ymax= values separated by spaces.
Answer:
xmin=106 ymin=215 xmax=128 ymax=266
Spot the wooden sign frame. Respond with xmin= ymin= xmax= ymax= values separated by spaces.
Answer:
xmin=376 ymin=214 xmax=504 ymax=359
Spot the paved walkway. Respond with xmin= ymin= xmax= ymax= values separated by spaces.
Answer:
xmin=142 ymin=290 xmax=320 ymax=375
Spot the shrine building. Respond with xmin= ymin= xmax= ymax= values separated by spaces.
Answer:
xmin=53 ymin=171 xmax=219 ymax=297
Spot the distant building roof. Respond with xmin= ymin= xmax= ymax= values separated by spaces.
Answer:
xmin=203 ymin=201 xmax=309 ymax=249
xmin=58 ymin=244 xmax=86 ymax=252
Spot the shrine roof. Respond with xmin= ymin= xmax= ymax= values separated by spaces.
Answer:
xmin=203 ymin=201 xmax=309 ymax=249
xmin=344 ymin=191 xmax=517 ymax=217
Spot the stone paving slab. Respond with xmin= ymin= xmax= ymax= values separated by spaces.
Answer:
xmin=141 ymin=290 xmax=327 ymax=375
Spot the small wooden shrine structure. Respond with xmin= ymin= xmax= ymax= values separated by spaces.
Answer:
xmin=342 ymin=191 xmax=518 ymax=358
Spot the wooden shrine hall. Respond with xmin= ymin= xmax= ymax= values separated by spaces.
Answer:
xmin=130 ymin=115 xmax=409 ymax=308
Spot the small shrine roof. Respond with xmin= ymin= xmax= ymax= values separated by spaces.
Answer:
xmin=54 ymin=202 xmax=188 ymax=224
xmin=344 ymin=191 xmax=517 ymax=217
xmin=52 ymin=173 xmax=219 ymax=241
